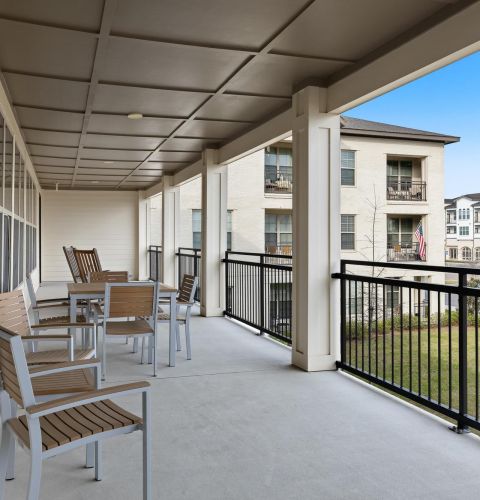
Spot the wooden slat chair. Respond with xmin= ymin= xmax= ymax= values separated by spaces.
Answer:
xmin=0 ymin=327 xmax=152 ymax=500
xmin=74 ymin=248 xmax=102 ymax=283
xmin=156 ymin=275 xmax=198 ymax=360
xmin=63 ymin=246 xmax=82 ymax=283
xmin=0 ymin=289 xmax=96 ymax=365
xmin=2 ymin=357 xmax=102 ymax=481
xmin=101 ymin=282 xmax=158 ymax=380
xmin=26 ymin=274 xmax=89 ymax=328
xmin=89 ymin=271 xmax=128 ymax=283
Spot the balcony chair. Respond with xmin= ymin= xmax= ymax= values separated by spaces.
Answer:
xmin=63 ymin=246 xmax=82 ymax=283
xmin=0 ymin=289 xmax=96 ymax=366
xmin=0 ymin=327 xmax=151 ymax=500
xmin=74 ymin=248 xmax=103 ymax=283
xmin=1 ymin=356 xmax=102 ymax=482
xmin=100 ymin=282 xmax=158 ymax=380
xmin=155 ymin=274 xmax=198 ymax=360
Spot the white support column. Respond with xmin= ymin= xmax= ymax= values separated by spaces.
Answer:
xmin=137 ymin=191 xmax=148 ymax=280
xmin=200 ymin=149 xmax=227 ymax=317
xmin=161 ymin=175 xmax=179 ymax=286
xmin=291 ymin=86 xmax=341 ymax=372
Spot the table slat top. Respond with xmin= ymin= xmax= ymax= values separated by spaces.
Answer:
xmin=67 ymin=282 xmax=177 ymax=295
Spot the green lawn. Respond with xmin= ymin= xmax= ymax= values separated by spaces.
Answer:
xmin=345 ymin=325 xmax=480 ymax=420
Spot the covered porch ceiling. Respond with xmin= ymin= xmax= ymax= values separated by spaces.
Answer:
xmin=0 ymin=0 xmax=479 ymax=191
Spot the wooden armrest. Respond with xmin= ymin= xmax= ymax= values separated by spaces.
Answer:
xmin=32 ymin=303 xmax=69 ymax=311
xmin=27 ymin=381 xmax=150 ymax=417
xmin=30 ymin=358 xmax=101 ymax=377
xmin=35 ymin=298 xmax=70 ymax=304
xmin=22 ymin=335 xmax=72 ymax=341
xmin=30 ymin=322 xmax=95 ymax=330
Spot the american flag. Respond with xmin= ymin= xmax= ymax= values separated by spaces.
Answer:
xmin=415 ymin=221 xmax=426 ymax=260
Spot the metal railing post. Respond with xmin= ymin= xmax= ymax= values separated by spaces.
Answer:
xmin=259 ymin=254 xmax=265 ymax=335
xmin=224 ymin=251 xmax=229 ymax=314
xmin=455 ymin=271 xmax=469 ymax=433
xmin=340 ymin=260 xmax=346 ymax=364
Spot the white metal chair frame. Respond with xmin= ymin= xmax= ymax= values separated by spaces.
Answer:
xmin=0 ymin=329 xmax=152 ymax=500
xmin=156 ymin=276 xmax=198 ymax=360
xmin=101 ymin=282 xmax=158 ymax=380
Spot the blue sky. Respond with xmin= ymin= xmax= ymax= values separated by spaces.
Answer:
xmin=348 ymin=50 xmax=480 ymax=199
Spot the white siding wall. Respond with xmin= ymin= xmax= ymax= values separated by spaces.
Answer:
xmin=41 ymin=190 xmax=139 ymax=281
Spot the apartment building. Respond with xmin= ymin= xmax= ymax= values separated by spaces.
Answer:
xmin=445 ymin=193 xmax=480 ymax=261
xmin=150 ymin=117 xmax=458 ymax=313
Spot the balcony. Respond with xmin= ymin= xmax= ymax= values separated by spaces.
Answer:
xmin=387 ymin=242 xmax=426 ymax=262
xmin=8 ymin=279 xmax=480 ymax=499
xmin=264 ymin=174 xmax=293 ymax=194
xmin=386 ymin=179 xmax=426 ymax=201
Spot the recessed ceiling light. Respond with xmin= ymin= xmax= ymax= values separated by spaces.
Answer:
xmin=103 ymin=161 xmax=114 ymax=164
xmin=91 ymin=180 xmax=99 ymax=184
xmin=127 ymin=112 xmax=143 ymax=120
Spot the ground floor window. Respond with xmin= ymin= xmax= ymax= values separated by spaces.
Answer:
xmin=461 ymin=247 xmax=472 ymax=260
xmin=448 ymin=247 xmax=458 ymax=260
xmin=192 ymin=209 xmax=232 ymax=250
xmin=476 ymin=248 xmax=480 ymax=261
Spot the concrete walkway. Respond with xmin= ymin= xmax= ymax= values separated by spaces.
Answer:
xmin=5 ymin=283 xmax=480 ymax=499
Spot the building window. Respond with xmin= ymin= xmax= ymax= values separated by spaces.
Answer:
xmin=448 ymin=248 xmax=458 ymax=260
xmin=386 ymin=285 xmax=401 ymax=311
xmin=387 ymin=159 xmax=412 ymax=188
xmin=461 ymin=247 xmax=472 ymax=261
xmin=192 ymin=209 xmax=232 ymax=250
xmin=459 ymin=226 xmax=469 ymax=236
xmin=265 ymin=213 xmax=292 ymax=254
xmin=341 ymin=215 xmax=355 ymax=250
xmin=476 ymin=248 xmax=480 ymax=261
xmin=475 ymin=225 xmax=480 ymax=235
xmin=459 ymin=208 xmax=471 ymax=220
xmin=341 ymin=150 xmax=355 ymax=186
xmin=264 ymin=146 xmax=292 ymax=193
xmin=447 ymin=226 xmax=456 ymax=234
xmin=446 ymin=211 xmax=456 ymax=224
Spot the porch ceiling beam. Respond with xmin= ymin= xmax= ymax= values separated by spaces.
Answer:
xmin=0 ymin=15 xmax=356 ymax=65
xmin=218 ymin=108 xmax=293 ymax=165
xmin=115 ymin=0 xmax=319 ymax=188
xmin=326 ymin=0 xmax=480 ymax=113
xmin=70 ymin=0 xmax=118 ymax=187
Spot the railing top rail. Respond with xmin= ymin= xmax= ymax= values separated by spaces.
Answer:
xmin=226 ymin=250 xmax=292 ymax=259
xmin=148 ymin=245 xmax=162 ymax=250
xmin=177 ymin=247 xmax=201 ymax=255
xmin=222 ymin=257 xmax=292 ymax=270
xmin=341 ymin=259 xmax=480 ymax=275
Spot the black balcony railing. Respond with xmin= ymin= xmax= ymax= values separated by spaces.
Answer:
xmin=223 ymin=251 xmax=292 ymax=344
xmin=176 ymin=247 xmax=201 ymax=302
xmin=387 ymin=242 xmax=425 ymax=262
xmin=148 ymin=245 xmax=162 ymax=281
xmin=333 ymin=259 xmax=480 ymax=433
xmin=264 ymin=173 xmax=293 ymax=194
xmin=386 ymin=179 xmax=426 ymax=201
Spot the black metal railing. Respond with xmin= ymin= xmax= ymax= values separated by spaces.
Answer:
xmin=148 ymin=245 xmax=162 ymax=281
xmin=387 ymin=242 xmax=425 ymax=262
xmin=333 ymin=259 xmax=480 ymax=433
xmin=264 ymin=172 xmax=293 ymax=194
xmin=176 ymin=247 xmax=201 ymax=302
xmin=223 ymin=251 xmax=292 ymax=344
xmin=386 ymin=179 xmax=426 ymax=201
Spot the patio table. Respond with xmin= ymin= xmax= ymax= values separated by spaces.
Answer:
xmin=67 ymin=281 xmax=179 ymax=367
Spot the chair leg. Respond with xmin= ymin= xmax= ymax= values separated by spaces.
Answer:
xmin=125 ymin=336 xmax=129 ymax=345
xmin=101 ymin=331 xmax=107 ymax=381
xmin=143 ymin=392 xmax=152 ymax=500
xmin=176 ymin=324 xmax=181 ymax=352
xmin=85 ymin=443 xmax=95 ymax=468
xmin=133 ymin=337 xmax=139 ymax=354
xmin=0 ymin=423 xmax=12 ymax=497
xmin=6 ymin=398 xmax=16 ymax=480
xmin=185 ymin=322 xmax=191 ymax=360
xmin=94 ymin=441 xmax=102 ymax=481
xmin=140 ymin=337 xmax=145 ymax=364
xmin=27 ymin=451 xmax=42 ymax=500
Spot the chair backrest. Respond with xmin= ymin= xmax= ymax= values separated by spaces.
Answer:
xmin=74 ymin=248 xmax=102 ymax=283
xmin=0 ymin=327 xmax=35 ymax=407
xmin=103 ymin=282 xmax=157 ymax=319
xmin=25 ymin=273 xmax=37 ymax=308
xmin=63 ymin=246 xmax=82 ymax=283
xmin=89 ymin=271 xmax=128 ymax=283
xmin=0 ymin=289 xmax=30 ymax=337
xmin=178 ymin=274 xmax=198 ymax=303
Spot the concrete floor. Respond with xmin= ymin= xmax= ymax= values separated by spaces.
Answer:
xmin=5 ymin=283 xmax=480 ymax=499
